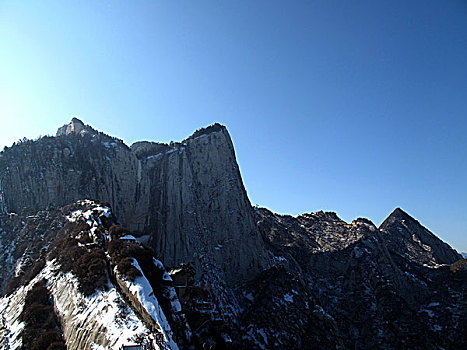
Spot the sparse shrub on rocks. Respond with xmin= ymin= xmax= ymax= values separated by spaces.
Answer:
xmin=24 ymin=259 xmax=46 ymax=284
xmin=108 ymin=232 xmax=163 ymax=283
xmin=46 ymin=341 xmax=66 ymax=350
xmin=74 ymin=248 xmax=108 ymax=296
xmin=32 ymin=331 xmax=64 ymax=350
xmin=4 ymin=259 xmax=46 ymax=296
xmin=51 ymin=237 xmax=86 ymax=273
xmin=108 ymin=240 xmax=141 ymax=280
xmin=22 ymin=304 xmax=52 ymax=325
xmin=24 ymin=280 xmax=49 ymax=307
xmin=5 ymin=276 xmax=22 ymax=295
xmin=19 ymin=280 xmax=66 ymax=350
xmin=77 ymin=232 xmax=93 ymax=244
xmin=108 ymin=239 xmax=124 ymax=262
xmin=71 ymin=222 xmax=90 ymax=236
xmin=109 ymin=225 xmax=131 ymax=239
xmin=50 ymin=231 xmax=108 ymax=296
xmin=117 ymin=257 xmax=142 ymax=280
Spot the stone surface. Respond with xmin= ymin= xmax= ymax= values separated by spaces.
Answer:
xmin=0 ymin=120 xmax=465 ymax=349
xmin=56 ymin=117 xmax=89 ymax=136
xmin=0 ymin=121 xmax=269 ymax=283
xmin=380 ymin=208 xmax=462 ymax=266
xmin=254 ymin=206 xmax=466 ymax=349
xmin=0 ymin=200 xmax=183 ymax=350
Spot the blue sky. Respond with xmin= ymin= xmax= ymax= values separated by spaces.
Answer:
xmin=1 ymin=1 xmax=466 ymax=251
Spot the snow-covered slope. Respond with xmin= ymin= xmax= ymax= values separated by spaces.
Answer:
xmin=0 ymin=200 xmax=188 ymax=350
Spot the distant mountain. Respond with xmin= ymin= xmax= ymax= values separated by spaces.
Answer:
xmin=0 ymin=119 xmax=465 ymax=349
xmin=462 ymin=252 xmax=467 ymax=259
xmin=379 ymin=207 xmax=461 ymax=265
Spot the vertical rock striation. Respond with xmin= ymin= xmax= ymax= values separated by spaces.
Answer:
xmin=132 ymin=125 xmax=268 ymax=281
xmin=0 ymin=119 xmax=465 ymax=349
xmin=0 ymin=120 xmax=268 ymax=282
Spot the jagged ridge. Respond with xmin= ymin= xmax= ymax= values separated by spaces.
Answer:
xmin=380 ymin=208 xmax=461 ymax=266
xmin=0 ymin=119 xmax=269 ymax=284
xmin=0 ymin=119 xmax=465 ymax=349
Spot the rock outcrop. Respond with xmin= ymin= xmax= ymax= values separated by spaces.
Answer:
xmin=0 ymin=119 xmax=465 ymax=349
xmin=0 ymin=120 xmax=268 ymax=282
xmin=0 ymin=200 xmax=193 ymax=350
xmin=380 ymin=208 xmax=462 ymax=266
xmin=129 ymin=124 xmax=268 ymax=281
xmin=254 ymin=206 xmax=466 ymax=349
xmin=56 ymin=117 xmax=91 ymax=136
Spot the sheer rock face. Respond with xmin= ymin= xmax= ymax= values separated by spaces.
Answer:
xmin=1 ymin=119 xmax=465 ymax=349
xmin=0 ymin=120 xmax=268 ymax=281
xmin=0 ymin=130 xmax=139 ymax=231
xmin=380 ymin=208 xmax=462 ymax=266
xmin=139 ymin=129 xmax=267 ymax=279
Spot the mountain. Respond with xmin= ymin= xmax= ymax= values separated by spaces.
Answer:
xmin=0 ymin=119 xmax=465 ymax=349
xmin=380 ymin=208 xmax=461 ymax=266
xmin=255 ymin=207 xmax=465 ymax=349
xmin=0 ymin=119 xmax=267 ymax=283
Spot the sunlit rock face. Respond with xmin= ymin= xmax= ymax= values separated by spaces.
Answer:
xmin=129 ymin=125 xmax=268 ymax=281
xmin=0 ymin=120 xmax=465 ymax=349
xmin=0 ymin=120 xmax=268 ymax=282
xmin=55 ymin=117 xmax=88 ymax=136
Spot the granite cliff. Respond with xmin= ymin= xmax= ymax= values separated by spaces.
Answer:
xmin=0 ymin=119 xmax=268 ymax=283
xmin=0 ymin=119 xmax=465 ymax=349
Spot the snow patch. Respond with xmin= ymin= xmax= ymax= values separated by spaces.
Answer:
xmin=244 ymin=292 xmax=254 ymax=302
xmin=120 ymin=235 xmax=136 ymax=241
xmin=125 ymin=259 xmax=179 ymax=350
xmin=46 ymin=261 xmax=155 ymax=350
xmin=153 ymin=257 xmax=172 ymax=282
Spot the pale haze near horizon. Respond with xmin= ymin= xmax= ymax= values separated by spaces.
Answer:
xmin=0 ymin=1 xmax=466 ymax=252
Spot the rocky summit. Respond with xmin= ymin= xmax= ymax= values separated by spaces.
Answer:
xmin=0 ymin=119 xmax=465 ymax=350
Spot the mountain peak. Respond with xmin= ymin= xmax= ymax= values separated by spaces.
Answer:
xmin=1 ymin=120 xmax=466 ymax=349
xmin=182 ymin=122 xmax=227 ymax=143
xmin=56 ymin=117 xmax=94 ymax=137
xmin=380 ymin=207 xmax=461 ymax=265
xmin=70 ymin=116 xmax=84 ymax=125
xmin=389 ymin=207 xmax=408 ymax=217
xmin=379 ymin=207 xmax=415 ymax=229
xmin=391 ymin=207 xmax=405 ymax=216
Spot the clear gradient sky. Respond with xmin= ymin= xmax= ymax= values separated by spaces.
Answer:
xmin=1 ymin=1 xmax=466 ymax=251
